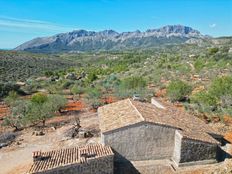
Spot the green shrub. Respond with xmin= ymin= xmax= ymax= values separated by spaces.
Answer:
xmin=116 ymin=76 xmax=147 ymax=98
xmin=0 ymin=82 xmax=20 ymax=97
xmin=84 ymin=87 xmax=103 ymax=109
xmin=167 ymin=80 xmax=192 ymax=102
xmin=208 ymin=47 xmax=219 ymax=55
xmin=194 ymin=59 xmax=205 ymax=72
xmin=4 ymin=91 xmax=19 ymax=105
xmin=209 ymin=76 xmax=232 ymax=98
xmin=31 ymin=93 xmax=48 ymax=104
xmin=120 ymin=76 xmax=146 ymax=90
xmin=190 ymin=91 xmax=217 ymax=113
xmin=190 ymin=76 xmax=232 ymax=115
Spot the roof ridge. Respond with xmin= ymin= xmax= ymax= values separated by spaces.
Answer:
xmin=128 ymin=99 xmax=145 ymax=122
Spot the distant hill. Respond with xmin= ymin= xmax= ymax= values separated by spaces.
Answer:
xmin=15 ymin=25 xmax=209 ymax=53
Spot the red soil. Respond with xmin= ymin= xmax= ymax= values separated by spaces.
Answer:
xmin=155 ymin=88 xmax=166 ymax=97
xmin=224 ymin=115 xmax=232 ymax=125
xmin=62 ymin=101 xmax=85 ymax=112
xmin=101 ymin=96 xmax=117 ymax=104
xmin=0 ymin=103 xmax=9 ymax=119
xmin=224 ymin=131 xmax=232 ymax=144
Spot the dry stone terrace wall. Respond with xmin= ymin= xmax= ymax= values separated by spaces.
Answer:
xmin=31 ymin=156 xmax=114 ymax=174
xmin=102 ymin=122 xmax=176 ymax=161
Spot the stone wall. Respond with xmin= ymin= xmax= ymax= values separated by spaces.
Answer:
xmin=172 ymin=130 xmax=218 ymax=166
xmin=33 ymin=156 xmax=114 ymax=174
xmin=172 ymin=130 xmax=182 ymax=165
xmin=102 ymin=122 xmax=176 ymax=161
xmin=179 ymin=138 xmax=217 ymax=163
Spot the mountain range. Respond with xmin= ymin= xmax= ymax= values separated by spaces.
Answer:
xmin=15 ymin=25 xmax=209 ymax=53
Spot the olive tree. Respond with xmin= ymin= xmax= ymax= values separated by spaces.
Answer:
xmin=3 ymin=99 xmax=29 ymax=131
xmin=27 ymin=93 xmax=67 ymax=126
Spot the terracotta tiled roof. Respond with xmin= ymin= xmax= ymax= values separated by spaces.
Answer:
xmin=28 ymin=144 xmax=113 ymax=173
xmin=98 ymin=98 xmax=220 ymax=144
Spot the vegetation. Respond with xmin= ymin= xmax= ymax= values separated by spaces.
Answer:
xmin=191 ymin=76 xmax=232 ymax=116
xmin=116 ymin=76 xmax=149 ymax=99
xmin=1 ymin=36 xmax=232 ymax=126
xmin=167 ymin=80 xmax=192 ymax=102
xmin=84 ymin=87 xmax=103 ymax=109
xmin=3 ymin=93 xmax=67 ymax=130
xmin=0 ymin=51 xmax=77 ymax=82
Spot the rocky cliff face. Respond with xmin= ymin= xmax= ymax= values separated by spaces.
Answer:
xmin=15 ymin=25 xmax=207 ymax=53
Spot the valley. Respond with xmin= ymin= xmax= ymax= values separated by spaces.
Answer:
xmin=0 ymin=25 xmax=232 ymax=174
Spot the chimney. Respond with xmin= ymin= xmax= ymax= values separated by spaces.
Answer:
xmin=33 ymin=151 xmax=42 ymax=162
xmin=151 ymin=98 xmax=165 ymax=109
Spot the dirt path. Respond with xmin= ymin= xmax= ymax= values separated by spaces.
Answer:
xmin=0 ymin=112 xmax=100 ymax=174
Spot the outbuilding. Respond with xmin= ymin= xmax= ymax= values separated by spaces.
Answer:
xmin=98 ymin=98 xmax=221 ymax=167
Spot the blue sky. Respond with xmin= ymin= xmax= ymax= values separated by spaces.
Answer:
xmin=0 ymin=0 xmax=231 ymax=49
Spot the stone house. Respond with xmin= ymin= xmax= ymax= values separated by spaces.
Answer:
xmin=28 ymin=144 xmax=114 ymax=174
xmin=98 ymin=98 xmax=222 ymax=167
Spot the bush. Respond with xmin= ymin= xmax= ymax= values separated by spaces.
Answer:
xmin=31 ymin=93 xmax=48 ymax=104
xmin=4 ymin=91 xmax=18 ymax=105
xmin=71 ymin=85 xmax=83 ymax=96
xmin=119 ymin=76 xmax=146 ymax=90
xmin=0 ymin=82 xmax=20 ymax=98
xmin=208 ymin=47 xmax=219 ymax=55
xmin=194 ymin=58 xmax=205 ymax=72
xmin=190 ymin=91 xmax=217 ymax=113
xmin=190 ymin=76 xmax=232 ymax=115
xmin=116 ymin=76 xmax=147 ymax=99
xmin=84 ymin=87 xmax=103 ymax=109
xmin=209 ymin=76 xmax=232 ymax=98
xmin=102 ymin=74 xmax=120 ymax=92
xmin=167 ymin=80 xmax=192 ymax=102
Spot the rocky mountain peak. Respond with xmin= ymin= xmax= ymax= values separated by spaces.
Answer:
xmin=15 ymin=25 xmax=206 ymax=53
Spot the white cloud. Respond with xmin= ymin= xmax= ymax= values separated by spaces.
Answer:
xmin=0 ymin=16 xmax=75 ymax=32
xmin=209 ymin=23 xmax=216 ymax=28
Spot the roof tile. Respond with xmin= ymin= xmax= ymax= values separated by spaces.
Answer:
xmin=98 ymin=98 xmax=220 ymax=144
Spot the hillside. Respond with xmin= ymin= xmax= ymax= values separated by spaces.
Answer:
xmin=0 ymin=51 xmax=77 ymax=82
xmin=15 ymin=25 xmax=209 ymax=53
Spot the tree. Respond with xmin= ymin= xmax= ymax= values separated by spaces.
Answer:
xmin=4 ymin=91 xmax=18 ymax=105
xmin=71 ymin=85 xmax=83 ymax=99
xmin=46 ymin=95 xmax=67 ymax=113
xmin=84 ymin=87 xmax=103 ymax=109
xmin=102 ymin=74 xmax=120 ymax=93
xmin=4 ymin=93 xmax=67 ymax=129
xmin=28 ymin=94 xmax=67 ymax=126
xmin=116 ymin=76 xmax=148 ymax=98
xmin=3 ymin=99 xmax=29 ymax=131
xmin=167 ymin=80 xmax=192 ymax=102
xmin=86 ymin=72 xmax=98 ymax=84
